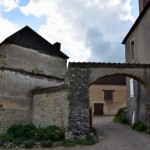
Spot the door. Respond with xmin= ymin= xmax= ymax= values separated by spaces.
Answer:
xmin=94 ymin=103 xmax=104 ymax=115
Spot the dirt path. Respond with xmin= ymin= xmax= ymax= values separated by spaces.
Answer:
xmin=50 ymin=116 xmax=150 ymax=150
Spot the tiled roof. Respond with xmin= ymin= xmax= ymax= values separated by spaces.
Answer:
xmin=69 ymin=62 xmax=150 ymax=68
xmin=0 ymin=26 xmax=69 ymax=59
xmin=93 ymin=75 xmax=126 ymax=85
xmin=122 ymin=1 xmax=150 ymax=44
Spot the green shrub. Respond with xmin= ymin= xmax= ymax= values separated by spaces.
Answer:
xmin=22 ymin=140 xmax=35 ymax=148
xmin=113 ymin=107 xmax=128 ymax=124
xmin=62 ymin=134 xmax=96 ymax=147
xmin=34 ymin=129 xmax=45 ymax=141
xmin=113 ymin=115 xmax=127 ymax=124
xmin=0 ymin=134 xmax=13 ymax=142
xmin=91 ymin=127 xmax=97 ymax=135
xmin=84 ymin=134 xmax=96 ymax=145
xmin=116 ymin=107 xmax=126 ymax=117
xmin=7 ymin=124 xmax=23 ymax=138
xmin=41 ymin=140 xmax=52 ymax=148
xmin=131 ymin=122 xmax=147 ymax=132
xmin=7 ymin=124 xmax=37 ymax=139
xmin=62 ymin=140 xmax=79 ymax=147
xmin=43 ymin=125 xmax=65 ymax=141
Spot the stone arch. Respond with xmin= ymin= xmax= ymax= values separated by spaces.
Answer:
xmin=89 ymin=73 xmax=149 ymax=90
xmin=66 ymin=62 xmax=150 ymax=139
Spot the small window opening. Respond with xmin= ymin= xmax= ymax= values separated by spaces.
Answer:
xmin=103 ymin=90 xmax=114 ymax=100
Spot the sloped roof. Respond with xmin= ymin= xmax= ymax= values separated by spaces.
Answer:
xmin=93 ymin=75 xmax=126 ymax=85
xmin=122 ymin=1 xmax=150 ymax=44
xmin=0 ymin=26 xmax=69 ymax=59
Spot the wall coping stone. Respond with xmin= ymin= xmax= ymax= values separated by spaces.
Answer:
xmin=69 ymin=62 xmax=150 ymax=68
xmin=33 ymin=84 xmax=68 ymax=95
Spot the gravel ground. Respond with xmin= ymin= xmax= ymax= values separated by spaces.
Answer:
xmin=49 ymin=116 xmax=150 ymax=150
xmin=5 ymin=116 xmax=150 ymax=150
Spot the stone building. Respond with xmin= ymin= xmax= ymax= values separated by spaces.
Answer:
xmin=0 ymin=26 xmax=69 ymax=133
xmin=122 ymin=0 xmax=150 ymax=126
xmin=89 ymin=75 xmax=126 ymax=116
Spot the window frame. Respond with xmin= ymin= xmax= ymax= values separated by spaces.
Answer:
xmin=130 ymin=38 xmax=135 ymax=61
xmin=130 ymin=78 xmax=134 ymax=98
xmin=103 ymin=90 xmax=114 ymax=100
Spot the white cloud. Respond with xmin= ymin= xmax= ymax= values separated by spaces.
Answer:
xmin=0 ymin=0 xmax=19 ymax=12
xmin=20 ymin=0 xmax=57 ymax=18
xmin=20 ymin=0 xmax=134 ymax=62
xmin=0 ymin=17 xmax=19 ymax=43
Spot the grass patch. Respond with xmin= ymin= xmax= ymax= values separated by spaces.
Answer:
xmin=22 ymin=140 xmax=35 ymax=149
xmin=0 ymin=134 xmax=13 ymax=142
xmin=131 ymin=122 xmax=147 ymax=132
xmin=41 ymin=140 xmax=52 ymax=148
xmin=113 ymin=115 xmax=127 ymax=124
xmin=62 ymin=134 xmax=96 ymax=147
xmin=113 ymin=107 xmax=128 ymax=124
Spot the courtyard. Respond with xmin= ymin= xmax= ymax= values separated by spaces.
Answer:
xmin=49 ymin=116 xmax=150 ymax=150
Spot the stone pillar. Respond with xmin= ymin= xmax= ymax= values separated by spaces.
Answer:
xmin=66 ymin=67 xmax=90 ymax=139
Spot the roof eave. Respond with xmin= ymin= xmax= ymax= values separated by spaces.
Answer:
xmin=122 ymin=1 xmax=150 ymax=44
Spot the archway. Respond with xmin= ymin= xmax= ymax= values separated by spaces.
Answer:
xmin=66 ymin=62 xmax=150 ymax=139
xmin=89 ymin=73 xmax=150 ymax=127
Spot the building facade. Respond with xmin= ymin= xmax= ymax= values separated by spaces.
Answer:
xmin=0 ymin=26 xmax=69 ymax=133
xmin=89 ymin=75 xmax=126 ymax=116
xmin=122 ymin=0 xmax=150 ymax=126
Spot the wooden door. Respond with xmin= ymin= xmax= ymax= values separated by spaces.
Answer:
xmin=94 ymin=103 xmax=104 ymax=116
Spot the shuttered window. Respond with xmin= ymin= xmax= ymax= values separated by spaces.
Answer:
xmin=103 ymin=90 xmax=114 ymax=100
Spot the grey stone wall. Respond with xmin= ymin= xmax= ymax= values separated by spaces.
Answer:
xmin=0 ymin=44 xmax=67 ymax=78
xmin=66 ymin=67 xmax=90 ymax=139
xmin=32 ymin=84 xmax=69 ymax=129
xmin=0 ymin=70 xmax=63 ymax=110
xmin=0 ymin=109 xmax=32 ymax=134
xmin=0 ymin=43 xmax=67 ymax=133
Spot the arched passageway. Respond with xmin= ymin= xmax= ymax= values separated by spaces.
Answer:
xmin=65 ymin=62 xmax=150 ymax=139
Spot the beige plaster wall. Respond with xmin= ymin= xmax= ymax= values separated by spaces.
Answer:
xmin=89 ymin=84 xmax=127 ymax=115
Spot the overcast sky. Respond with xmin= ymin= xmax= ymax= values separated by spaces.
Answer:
xmin=0 ymin=0 xmax=139 ymax=62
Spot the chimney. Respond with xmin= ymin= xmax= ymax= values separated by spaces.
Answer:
xmin=53 ymin=42 xmax=61 ymax=51
xmin=139 ymin=0 xmax=149 ymax=13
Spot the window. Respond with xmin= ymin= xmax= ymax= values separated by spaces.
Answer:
xmin=130 ymin=78 xmax=134 ymax=98
xmin=130 ymin=40 xmax=135 ymax=60
xmin=103 ymin=90 xmax=114 ymax=100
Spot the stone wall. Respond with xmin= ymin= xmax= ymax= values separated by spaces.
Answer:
xmin=0 ymin=109 xmax=32 ymax=134
xmin=66 ymin=62 xmax=150 ymax=139
xmin=32 ymin=84 xmax=69 ymax=129
xmin=66 ymin=67 xmax=90 ymax=140
xmin=0 ymin=44 xmax=67 ymax=78
xmin=0 ymin=43 xmax=67 ymax=133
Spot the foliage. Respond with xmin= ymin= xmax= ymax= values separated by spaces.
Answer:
xmin=131 ymin=122 xmax=147 ymax=132
xmin=116 ymin=107 xmax=126 ymax=117
xmin=34 ymin=129 xmax=45 ymax=141
xmin=113 ymin=115 xmax=127 ymax=124
xmin=91 ymin=127 xmax=97 ymax=136
xmin=40 ymin=140 xmax=52 ymax=148
xmin=22 ymin=140 xmax=35 ymax=148
xmin=62 ymin=134 xmax=96 ymax=147
xmin=7 ymin=123 xmax=37 ymax=139
xmin=43 ymin=125 xmax=65 ymax=141
xmin=113 ymin=107 xmax=128 ymax=124
xmin=0 ymin=134 xmax=13 ymax=142
xmin=34 ymin=125 xmax=65 ymax=141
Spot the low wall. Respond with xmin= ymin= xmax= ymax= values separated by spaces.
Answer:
xmin=32 ymin=84 xmax=69 ymax=129
xmin=0 ymin=109 xmax=32 ymax=134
